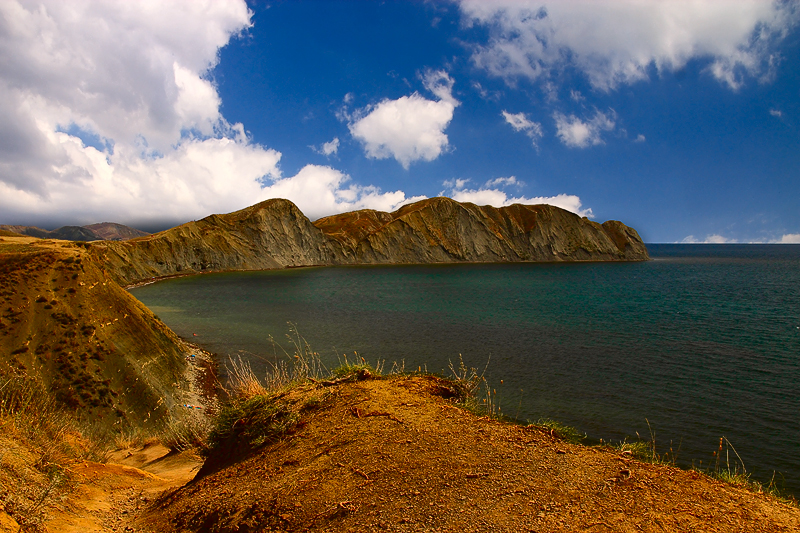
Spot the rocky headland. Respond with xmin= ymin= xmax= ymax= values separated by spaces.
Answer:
xmin=92 ymin=197 xmax=649 ymax=287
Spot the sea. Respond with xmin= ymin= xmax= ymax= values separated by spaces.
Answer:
xmin=130 ymin=244 xmax=800 ymax=496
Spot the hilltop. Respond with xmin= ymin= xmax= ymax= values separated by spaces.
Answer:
xmin=139 ymin=374 xmax=799 ymax=532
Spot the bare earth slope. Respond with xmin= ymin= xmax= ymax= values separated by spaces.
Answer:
xmin=0 ymin=235 xmax=192 ymax=429
xmin=97 ymin=197 xmax=648 ymax=286
xmin=140 ymin=376 xmax=800 ymax=533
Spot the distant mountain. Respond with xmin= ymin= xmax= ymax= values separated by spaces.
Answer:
xmin=94 ymin=197 xmax=649 ymax=286
xmin=83 ymin=222 xmax=150 ymax=241
xmin=0 ymin=223 xmax=149 ymax=241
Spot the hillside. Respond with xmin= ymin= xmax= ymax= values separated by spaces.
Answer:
xmin=96 ymin=198 xmax=649 ymax=286
xmin=136 ymin=375 xmax=800 ymax=532
xmin=0 ymin=235 xmax=195 ymax=430
xmin=315 ymin=197 xmax=648 ymax=264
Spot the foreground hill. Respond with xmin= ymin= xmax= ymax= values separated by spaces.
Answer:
xmin=95 ymin=197 xmax=648 ymax=286
xmin=0 ymin=235 xmax=194 ymax=429
xmin=137 ymin=375 xmax=799 ymax=533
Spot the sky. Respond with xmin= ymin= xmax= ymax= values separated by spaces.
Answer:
xmin=1 ymin=1 xmax=799 ymax=243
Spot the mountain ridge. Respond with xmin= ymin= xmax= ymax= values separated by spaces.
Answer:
xmin=93 ymin=197 xmax=648 ymax=287
xmin=0 ymin=222 xmax=149 ymax=241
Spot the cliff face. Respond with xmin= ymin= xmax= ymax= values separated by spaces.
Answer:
xmin=96 ymin=197 xmax=648 ymax=286
xmin=315 ymin=197 xmax=649 ymax=264
xmin=96 ymin=199 xmax=341 ymax=286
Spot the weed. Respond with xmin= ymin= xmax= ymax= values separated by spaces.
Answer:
xmin=206 ymin=394 xmax=297 ymax=453
xmin=159 ymin=412 xmax=212 ymax=452
xmin=0 ymin=364 xmax=106 ymax=526
xmin=332 ymin=351 xmax=382 ymax=379
xmin=534 ymin=418 xmax=586 ymax=444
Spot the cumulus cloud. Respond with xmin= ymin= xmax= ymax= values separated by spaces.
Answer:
xmin=348 ymin=70 xmax=459 ymax=169
xmin=778 ymin=233 xmax=800 ymax=244
xmin=0 ymin=1 xmax=422 ymax=228
xmin=441 ymin=178 xmax=592 ymax=217
xmin=634 ymin=134 xmax=646 ymax=143
xmin=502 ymin=111 xmax=543 ymax=147
xmin=459 ymin=0 xmax=799 ymax=90
xmin=553 ymin=110 xmax=615 ymax=148
xmin=770 ymin=109 xmax=783 ymax=118
xmin=257 ymin=165 xmax=424 ymax=221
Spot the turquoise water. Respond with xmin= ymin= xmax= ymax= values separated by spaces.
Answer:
xmin=131 ymin=244 xmax=800 ymax=495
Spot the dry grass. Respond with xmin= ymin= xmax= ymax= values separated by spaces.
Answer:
xmin=0 ymin=365 xmax=103 ymax=528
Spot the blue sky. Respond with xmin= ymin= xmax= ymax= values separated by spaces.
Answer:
xmin=1 ymin=1 xmax=799 ymax=243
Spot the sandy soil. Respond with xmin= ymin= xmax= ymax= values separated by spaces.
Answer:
xmin=136 ymin=375 xmax=799 ymax=533
xmin=38 ymin=444 xmax=202 ymax=533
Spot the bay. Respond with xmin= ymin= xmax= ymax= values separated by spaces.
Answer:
xmin=131 ymin=244 xmax=800 ymax=495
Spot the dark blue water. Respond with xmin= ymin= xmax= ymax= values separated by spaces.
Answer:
xmin=131 ymin=244 xmax=800 ymax=494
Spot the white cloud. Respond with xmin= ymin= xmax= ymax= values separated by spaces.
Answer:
xmin=634 ymin=134 xmax=646 ymax=143
xmin=257 ymin=165 xmax=425 ymax=221
xmin=459 ymin=0 xmax=799 ymax=91
xmin=553 ymin=110 xmax=615 ymax=148
xmin=348 ymin=70 xmax=459 ymax=169
xmin=0 ymin=0 xmax=270 ymax=225
xmin=441 ymin=178 xmax=592 ymax=217
xmin=778 ymin=233 xmax=800 ymax=244
xmin=681 ymin=234 xmax=737 ymax=244
xmin=485 ymin=176 xmax=520 ymax=188
xmin=502 ymin=111 xmax=543 ymax=147
xmin=770 ymin=109 xmax=783 ymax=118
xmin=0 ymin=1 xmax=424 ymax=228
xmin=312 ymin=137 xmax=340 ymax=157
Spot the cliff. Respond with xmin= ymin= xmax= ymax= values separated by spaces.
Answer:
xmin=95 ymin=199 xmax=340 ymax=286
xmin=96 ymin=197 xmax=648 ymax=286
xmin=0 ymin=236 xmax=193 ymax=429
xmin=315 ymin=197 xmax=649 ymax=264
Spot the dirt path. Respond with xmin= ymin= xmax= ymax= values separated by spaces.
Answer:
xmin=39 ymin=444 xmax=202 ymax=533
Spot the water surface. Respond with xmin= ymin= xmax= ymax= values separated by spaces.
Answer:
xmin=131 ymin=244 xmax=800 ymax=494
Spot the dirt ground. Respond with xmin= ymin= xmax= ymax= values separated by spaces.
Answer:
xmin=41 ymin=445 xmax=201 ymax=533
xmin=131 ymin=375 xmax=799 ymax=533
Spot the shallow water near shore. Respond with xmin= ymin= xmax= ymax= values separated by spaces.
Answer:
xmin=131 ymin=244 xmax=800 ymax=495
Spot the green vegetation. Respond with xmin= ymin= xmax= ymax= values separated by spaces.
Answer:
xmin=534 ymin=418 xmax=587 ymax=444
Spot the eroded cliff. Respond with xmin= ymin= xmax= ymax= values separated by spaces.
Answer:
xmin=94 ymin=197 xmax=648 ymax=286
xmin=317 ymin=197 xmax=648 ymax=264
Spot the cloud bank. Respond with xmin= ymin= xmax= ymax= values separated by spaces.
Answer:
xmin=0 ymin=1 xmax=418 ymax=228
xmin=441 ymin=178 xmax=592 ymax=217
xmin=459 ymin=0 xmax=799 ymax=90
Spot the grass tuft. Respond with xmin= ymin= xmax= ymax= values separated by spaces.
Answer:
xmin=533 ymin=418 xmax=586 ymax=444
